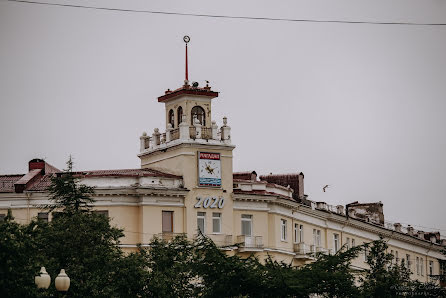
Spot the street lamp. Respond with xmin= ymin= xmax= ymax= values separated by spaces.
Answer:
xmin=35 ymin=267 xmax=70 ymax=292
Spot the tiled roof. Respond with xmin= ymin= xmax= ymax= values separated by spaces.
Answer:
xmin=0 ymin=168 xmax=182 ymax=193
xmin=0 ymin=175 xmax=23 ymax=192
xmin=71 ymin=168 xmax=181 ymax=179
xmin=233 ymin=171 xmax=257 ymax=181
xmin=158 ymin=85 xmax=218 ymax=102
xmin=233 ymin=189 xmax=293 ymax=201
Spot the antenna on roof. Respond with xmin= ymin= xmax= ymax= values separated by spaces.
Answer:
xmin=183 ymin=35 xmax=190 ymax=85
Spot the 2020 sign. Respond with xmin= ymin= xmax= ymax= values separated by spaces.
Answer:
xmin=194 ymin=197 xmax=225 ymax=209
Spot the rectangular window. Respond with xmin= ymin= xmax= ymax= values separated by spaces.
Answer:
xmin=212 ymin=212 xmax=221 ymax=233
xmin=395 ymin=251 xmax=399 ymax=263
xmin=241 ymin=214 xmax=252 ymax=236
xmin=346 ymin=237 xmax=350 ymax=250
xmin=416 ymin=257 xmax=420 ymax=275
xmin=294 ymin=223 xmax=299 ymax=243
xmin=333 ymin=233 xmax=340 ymax=252
xmin=351 ymin=238 xmax=355 ymax=247
xmin=0 ymin=214 xmax=5 ymax=222
xmin=38 ymin=212 xmax=49 ymax=222
xmin=390 ymin=250 xmax=394 ymax=264
xmin=280 ymin=219 xmax=287 ymax=241
xmin=421 ymin=258 xmax=424 ymax=276
xmin=162 ymin=211 xmax=173 ymax=233
xmin=429 ymin=260 xmax=434 ymax=276
xmin=406 ymin=254 xmax=411 ymax=269
xmin=364 ymin=247 xmax=368 ymax=262
xmin=197 ymin=212 xmax=206 ymax=234
xmin=313 ymin=229 xmax=321 ymax=247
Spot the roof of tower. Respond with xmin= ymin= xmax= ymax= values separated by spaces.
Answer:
xmin=158 ymin=85 xmax=218 ymax=103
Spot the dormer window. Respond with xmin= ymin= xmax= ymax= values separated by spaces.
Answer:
xmin=177 ymin=106 xmax=183 ymax=124
xmin=168 ymin=109 xmax=174 ymax=127
xmin=191 ymin=106 xmax=205 ymax=126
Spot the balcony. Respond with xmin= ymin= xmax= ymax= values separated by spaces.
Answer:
xmin=139 ymin=116 xmax=232 ymax=155
xmin=195 ymin=234 xmax=233 ymax=247
xmin=236 ymin=235 xmax=263 ymax=251
xmin=156 ymin=232 xmax=186 ymax=242
xmin=293 ymin=243 xmax=315 ymax=260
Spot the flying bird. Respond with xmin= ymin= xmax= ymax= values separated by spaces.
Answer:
xmin=323 ymin=185 xmax=330 ymax=192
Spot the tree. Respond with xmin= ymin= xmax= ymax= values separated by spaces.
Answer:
xmin=0 ymin=210 xmax=44 ymax=298
xmin=47 ymin=156 xmax=94 ymax=214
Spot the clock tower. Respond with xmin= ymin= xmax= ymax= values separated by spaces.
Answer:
xmin=138 ymin=36 xmax=235 ymax=238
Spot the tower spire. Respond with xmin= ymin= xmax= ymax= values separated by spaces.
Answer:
xmin=183 ymin=35 xmax=190 ymax=85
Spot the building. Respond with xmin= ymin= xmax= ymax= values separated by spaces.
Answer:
xmin=1 ymin=39 xmax=445 ymax=284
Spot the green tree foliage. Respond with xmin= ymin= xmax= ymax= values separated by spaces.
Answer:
xmin=0 ymin=210 xmax=43 ymax=298
xmin=47 ymin=156 xmax=94 ymax=214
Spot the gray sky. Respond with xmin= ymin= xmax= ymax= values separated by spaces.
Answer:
xmin=1 ymin=0 xmax=445 ymax=233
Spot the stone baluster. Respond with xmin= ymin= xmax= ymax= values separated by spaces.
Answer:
xmin=152 ymin=128 xmax=160 ymax=147
xmin=179 ymin=115 xmax=190 ymax=140
xmin=161 ymin=133 xmax=166 ymax=144
xmin=221 ymin=116 xmax=231 ymax=144
xmin=211 ymin=121 xmax=218 ymax=140
xmin=194 ymin=116 xmax=202 ymax=139
xmin=166 ymin=123 xmax=172 ymax=142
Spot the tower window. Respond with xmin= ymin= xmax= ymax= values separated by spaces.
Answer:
xmin=177 ymin=106 xmax=183 ymax=124
xmin=168 ymin=109 xmax=175 ymax=128
xmin=191 ymin=106 xmax=206 ymax=126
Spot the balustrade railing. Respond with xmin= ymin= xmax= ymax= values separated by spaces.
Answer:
xmin=236 ymin=235 xmax=263 ymax=248
xmin=189 ymin=126 xmax=197 ymax=139
xmin=170 ymin=128 xmax=180 ymax=140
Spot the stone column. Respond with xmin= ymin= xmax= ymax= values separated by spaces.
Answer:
xmin=166 ymin=123 xmax=172 ymax=142
xmin=179 ymin=115 xmax=190 ymax=140
xmin=211 ymin=121 xmax=218 ymax=140
xmin=194 ymin=117 xmax=202 ymax=139
xmin=152 ymin=128 xmax=160 ymax=147
xmin=221 ymin=116 xmax=231 ymax=144
xmin=140 ymin=132 xmax=150 ymax=152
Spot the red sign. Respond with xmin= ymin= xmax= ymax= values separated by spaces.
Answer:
xmin=199 ymin=152 xmax=220 ymax=160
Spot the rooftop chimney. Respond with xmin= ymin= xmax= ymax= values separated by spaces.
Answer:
xmin=394 ymin=223 xmax=402 ymax=232
xmin=407 ymin=226 xmax=414 ymax=236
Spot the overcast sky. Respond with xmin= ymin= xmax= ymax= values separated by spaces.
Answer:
xmin=1 ymin=0 xmax=445 ymax=233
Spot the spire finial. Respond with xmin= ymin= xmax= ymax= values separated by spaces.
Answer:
xmin=183 ymin=36 xmax=190 ymax=85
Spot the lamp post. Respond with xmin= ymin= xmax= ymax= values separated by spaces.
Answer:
xmin=35 ymin=267 xmax=70 ymax=293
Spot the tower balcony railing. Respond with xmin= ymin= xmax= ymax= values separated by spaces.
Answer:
xmin=140 ymin=116 xmax=232 ymax=153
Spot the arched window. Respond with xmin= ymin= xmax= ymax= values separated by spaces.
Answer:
xmin=191 ymin=106 xmax=206 ymax=126
xmin=168 ymin=109 xmax=174 ymax=127
xmin=177 ymin=106 xmax=183 ymax=125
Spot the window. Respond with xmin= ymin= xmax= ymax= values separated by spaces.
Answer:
xmin=294 ymin=224 xmax=303 ymax=243
xmin=280 ymin=219 xmax=287 ymax=241
xmin=390 ymin=250 xmax=394 ymax=264
xmin=421 ymin=258 xmax=424 ymax=276
xmin=212 ymin=212 xmax=221 ymax=233
xmin=333 ymin=233 xmax=340 ymax=252
xmin=177 ymin=106 xmax=183 ymax=125
xmin=313 ymin=229 xmax=321 ymax=247
xmin=197 ymin=212 xmax=206 ymax=234
xmin=38 ymin=212 xmax=49 ymax=222
xmin=395 ymin=251 xmax=399 ymax=263
xmin=401 ymin=258 xmax=405 ymax=267
xmin=346 ymin=237 xmax=350 ymax=250
xmin=93 ymin=210 xmax=109 ymax=218
xmin=241 ymin=214 xmax=252 ymax=236
xmin=0 ymin=214 xmax=5 ymax=222
xmin=168 ymin=109 xmax=175 ymax=127
xmin=299 ymin=225 xmax=304 ymax=243
xmin=364 ymin=247 xmax=368 ymax=262
xmin=429 ymin=260 xmax=434 ymax=276
xmin=351 ymin=238 xmax=355 ymax=247
xmin=191 ymin=106 xmax=206 ymax=126
xmin=416 ymin=257 xmax=420 ymax=275
xmin=406 ymin=254 xmax=411 ymax=269
xmin=162 ymin=211 xmax=173 ymax=233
